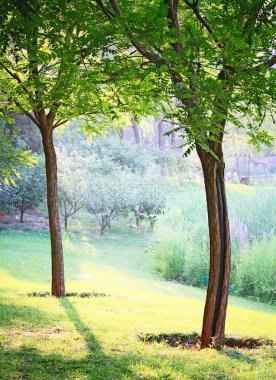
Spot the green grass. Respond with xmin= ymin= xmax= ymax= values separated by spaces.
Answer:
xmin=0 ymin=229 xmax=276 ymax=379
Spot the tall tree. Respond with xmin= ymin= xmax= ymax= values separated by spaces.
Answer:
xmin=0 ymin=0 xmax=123 ymax=296
xmin=96 ymin=0 xmax=275 ymax=347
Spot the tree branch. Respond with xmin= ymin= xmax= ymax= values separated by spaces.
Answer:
xmin=0 ymin=63 xmax=34 ymax=99
xmin=53 ymin=119 xmax=68 ymax=128
xmin=12 ymin=100 xmax=41 ymax=127
xmin=164 ymin=0 xmax=184 ymax=54
xmin=254 ymin=55 xmax=276 ymax=71
xmin=95 ymin=0 xmax=165 ymax=66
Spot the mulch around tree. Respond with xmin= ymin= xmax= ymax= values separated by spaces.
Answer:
xmin=139 ymin=332 xmax=274 ymax=350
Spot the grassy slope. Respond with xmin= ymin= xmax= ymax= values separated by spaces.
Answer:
xmin=0 ymin=229 xmax=276 ymax=380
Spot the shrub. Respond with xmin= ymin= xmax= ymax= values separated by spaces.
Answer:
xmin=150 ymin=182 xmax=276 ymax=302
xmin=151 ymin=228 xmax=186 ymax=280
xmin=0 ymin=157 xmax=46 ymax=222
xmin=235 ymin=237 xmax=276 ymax=304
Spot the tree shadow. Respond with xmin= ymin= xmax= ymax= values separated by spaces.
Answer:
xmin=1 ymin=298 xmax=169 ymax=379
xmin=0 ymin=300 xmax=58 ymax=329
xmin=59 ymin=298 xmax=106 ymax=358
xmin=1 ymin=299 xmax=266 ymax=379
xmin=219 ymin=348 xmax=256 ymax=364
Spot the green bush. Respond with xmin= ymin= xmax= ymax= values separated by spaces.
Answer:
xmin=151 ymin=228 xmax=186 ymax=280
xmin=150 ymin=182 xmax=276 ymax=303
xmin=235 ymin=237 xmax=276 ymax=304
xmin=151 ymin=184 xmax=210 ymax=285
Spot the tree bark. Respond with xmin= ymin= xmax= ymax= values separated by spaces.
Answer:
xmin=157 ymin=118 xmax=165 ymax=150
xmin=20 ymin=206 xmax=24 ymax=223
xmin=196 ymin=142 xmax=231 ymax=348
xmin=131 ymin=117 xmax=140 ymax=144
xmin=171 ymin=129 xmax=176 ymax=148
xmin=64 ymin=215 xmax=68 ymax=231
xmin=42 ymin=127 xmax=65 ymax=297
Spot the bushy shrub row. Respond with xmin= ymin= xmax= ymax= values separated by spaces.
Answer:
xmin=150 ymin=183 xmax=276 ymax=304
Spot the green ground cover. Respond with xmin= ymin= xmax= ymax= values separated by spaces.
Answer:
xmin=0 ymin=228 xmax=276 ymax=379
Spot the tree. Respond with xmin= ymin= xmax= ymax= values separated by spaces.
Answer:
xmin=131 ymin=117 xmax=141 ymax=144
xmin=96 ymin=0 xmax=275 ymax=347
xmin=85 ymin=172 xmax=132 ymax=235
xmin=0 ymin=118 xmax=35 ymax=186
xmin=130 ymin=176 xmax=166 ymax=229
xmin=58 ymin=152 xmax=86 ymax=230
xmin=1 ymin=157 xmax=45 ymax=222
xmin=0 ymin=0 xmax=124 ymax=296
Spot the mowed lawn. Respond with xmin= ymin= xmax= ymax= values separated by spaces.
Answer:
xmin=0 ymin=230 xmax=275 ymax=380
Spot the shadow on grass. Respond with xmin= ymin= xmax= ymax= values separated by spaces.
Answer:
xmin=0 ymin=300 xmax=267 ymax=379
xmin=59 ymin=298 xmax=107 ymax=358
xmin=0 ymin=300 xmax=57 ymax=329
xmin=0 ymin=299 xmax=135 ymax=379
xmin=219 ymin=349 xmax=255 ymax=364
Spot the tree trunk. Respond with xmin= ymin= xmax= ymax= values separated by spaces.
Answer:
xmin=171 ymin=129 xmax=176 ymax=148
xmin=42 ymin=128 xmax=65 ymax=297
xmin=118 ymin=128 xmax=124 ymax=140
xmin=131 ymin=117 xmax=140 ymax=144
xmin=64 ymin=215 xmax=68 ymax=231
xmin=196 ymin=143 xmax=231 ymax=348
xmin=157 ymin=119 xmax=165 ymax=150
xmin=20 ymin=206 xmax=24 ymax=223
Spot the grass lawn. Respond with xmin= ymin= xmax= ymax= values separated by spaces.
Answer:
xmin=0 ymin=229 xmax=276 ymax=379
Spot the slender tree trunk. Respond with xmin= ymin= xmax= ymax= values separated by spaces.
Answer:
xmin=118 ymin=128 xmax=124 ymax=140
xmin=196 ymin=143 xmax=231 ymax=348
xmin=64 ymin=215 xmax=68 ymax=231
xmin=131 ymin=117 xmax=140 ymax=144
xmin=171 ymin=129 xmax=176 ymax=148
xmin=42 ymin=127 xmax=65 ymax=297
xmin=100 ymin=214 xmax=105 ymax=236
xmin=20 ymin=206 xmax=24 ymax=223
xmin=157 ymin=118 xmax=165 ymax=150
xmin=235 ymin=156 xmax=241 ymax=182
xmin=247 ymin=156 xmax=251 ymax=182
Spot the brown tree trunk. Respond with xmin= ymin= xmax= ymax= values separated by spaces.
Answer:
xmin=196 ymin=143 xmax=231 ymax=348
xmin=20 ymin=206 xmax=24 ymax=223
xmin=131 ymin=117 xmax=140 ymax=144
xmin=42 ymin=127 xmax=65 ymax=297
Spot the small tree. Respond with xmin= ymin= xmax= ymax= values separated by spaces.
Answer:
xmin=3 ymin=157 xmax=45 ymax=222
xmin=58 ymin=153 xmax=86 ymax=230
xmin=85 ymin=172 xmax=132 ymax=235
xmin=0 ymin=118 xmax=35 ymax=186
xmin=130 ymin=177 xmax=166 ymax=229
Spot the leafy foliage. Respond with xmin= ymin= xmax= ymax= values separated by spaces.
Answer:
xmin=236 ymin=237 xmax=276 ymax=304
xmin=0 ymin=157 xmax=45 ymax=221
xmin=151 ymin=183 xmax=276 ymax=301
xmin=0 ymin=119 xmax=35 ymax=186
xmin=57 ymin=153 xmax=87 ymax=230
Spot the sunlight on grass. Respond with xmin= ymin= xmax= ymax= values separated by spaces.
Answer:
xmin=0 ymin=229 xmax=276 ymax=379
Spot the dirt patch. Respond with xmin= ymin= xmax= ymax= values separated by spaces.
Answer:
xmin=0 ymin=211 xmax=49 ymax=231
xmin=17 ymin=291 xmax=109 ymax=298
xmin=0 ymin=328 xmax=63 ymax=337
xmin=139 ymin=332 xmax=275 ymax=350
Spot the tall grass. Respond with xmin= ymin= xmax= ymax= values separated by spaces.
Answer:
xmin=151 ymin=182 xmax=276 ymax=303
